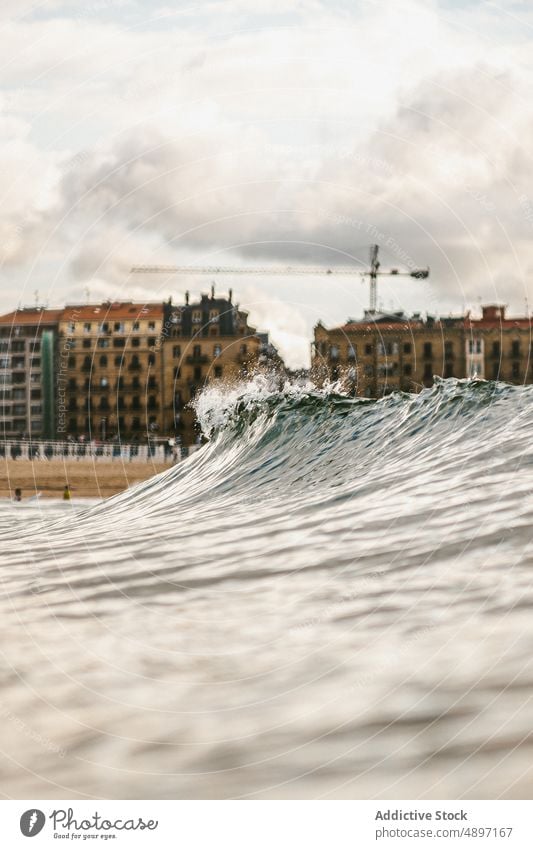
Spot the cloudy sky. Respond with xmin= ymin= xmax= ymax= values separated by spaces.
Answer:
xmin=1 ymin=0 xmax=532 ymax=365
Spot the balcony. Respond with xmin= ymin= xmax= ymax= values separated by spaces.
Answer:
xmin=185 ymin=354 xmax=209 ymax=365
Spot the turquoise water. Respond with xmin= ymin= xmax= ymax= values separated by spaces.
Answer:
xmin=1 ymin=376 xmax=533 ymax=799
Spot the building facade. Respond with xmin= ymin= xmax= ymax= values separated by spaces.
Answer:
xmin=161 ymin=288 xmax=262 ymax=441
xmin=0 ymin=290 xmax=271 ymax=443
xmin=312 ymin=305 xmax=533 ymax=396
xmin=0 ymin=307 xmax=62 ymax=438
xmin=57 ymin=301 xmax=165 ymax=440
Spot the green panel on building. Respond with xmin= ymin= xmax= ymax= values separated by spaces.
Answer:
xmin=41 ymin=330 xmax=55 ymax=439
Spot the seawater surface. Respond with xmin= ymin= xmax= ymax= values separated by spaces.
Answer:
xmin=1 ymin=376 xmax=533 ymax=799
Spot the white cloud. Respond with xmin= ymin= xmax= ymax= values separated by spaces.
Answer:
xmin=0 ymin=0 xmax=533 ymax=365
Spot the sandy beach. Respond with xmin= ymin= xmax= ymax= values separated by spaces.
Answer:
xmin=0 ymin=458 xmax=171 ymax=499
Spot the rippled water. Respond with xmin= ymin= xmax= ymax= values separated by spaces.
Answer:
xmin=2 ymin=376 xmax=533 ymax=799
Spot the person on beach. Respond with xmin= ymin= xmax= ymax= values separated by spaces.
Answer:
xmin=63 ymin=485 xmax=72 ymax=501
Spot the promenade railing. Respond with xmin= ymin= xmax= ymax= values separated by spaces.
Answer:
xmin=0 ymin=439 xmax=200 ymax=463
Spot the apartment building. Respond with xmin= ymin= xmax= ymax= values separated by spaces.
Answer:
xmin=57 ymin=301 xmax=165 ymax=440
xmin=0 ymin=307 xmax=61 ymax=438
xmin=161 ymin=288 xmax=261 ymax=440
xmin=312 ymin=305 xmax=532 ymax=396
xmin=0 ymin=290 xmax=269 ymax=443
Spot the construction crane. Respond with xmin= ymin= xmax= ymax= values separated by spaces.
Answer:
xmin=131 ymin=244 xmax=430 ymax=314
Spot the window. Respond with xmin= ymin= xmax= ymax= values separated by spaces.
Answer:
xmin=347 ymin=345 xmax=356 ymax=359
xmin=11 ymin=341 xmax=25 ymax=352
xmin=82 ymin=356 xmax=92 ymax=370
xmin=132 ymin=377 xmax=140 ymax=389
xmin=444 ymin=363 xmax=454 ymax=378
xmin=113 ymin=338 xmax=125 ymax=348
xmin=114 ymin=355 xmax=123 ymax=367
xmin=512 ymin=361 xmax=520 ymax=379
xmin=492 ymin=341 xmax=500 ymax=357
xmin=99 ymin=355 xmax=108 ymax=367
xmin=403 ymin=363 xmax=412 ymax=376
xmin=468 ymin=339 xmax=482 ymax=354
xmin=148 ymin=321 xmax=155 ymax=331
xmin=131 ymin=417 xmax=140 ymax=430
xmin=132 ymin=321 xmax=140 ymax=331
xmin=194 ymin=366 xmax=202 ymax=380
xmin=13 ymin=404 xmax=26 ymax=415
xmin=83 ymin=339 xmax=91 ymax=348
xmin=12 ymin=357 xmax=25 ymax=368
xmin=148 ymin=337 xmax=156 ymax=347
xmin=67 ymin=321 xmax=76 ymax=333
xmin=365 ymin=344 xmax=373 ymax=355
xmin=492 ymin=362 xmax=500 ymax=379
xmin=330 ymin=346 xmax=339 ymax=360
xmin=174 ymin=366 xmax=181 ymax=378
xmin=173 ymin=345 xmax=181 ymax=357
xmin=512 ymin=340 xmax=521 ymax=357
xmin=97 ymin=338 xmax=109 ymax=348
xmin=99 ymin=322 xmax=109 ymax=333
xmin=192 ymin=312 xmax=201 ymax=324
xmin=147 ymin=395 xmax=157 ymax=410
xmin=100 ymin=377 xmax=108 ymax=388
xmin=131 ymin=337 xmax=140 ymax=347
xmin=83 ymin=323 xmax=91 ymax=333
xmin=423 ymin=342 xmax=433 ymax=359
xmin=68 ymin=355 xmax=76 ymax=368
xmin=131 ymin=396 xmax=141 ymax=410
xmin=31 ymin=389 xmax=41 ymax=400
xmin=68 ymin=378 xmax=77 ymax=390
xmin=424 ymin=363 xmax=433 ymax=379
xmin=193 ymin=344 xmax=201 ymax=358
xmin=114 ymin=322 xmax=124 ymax=332
xmin=444 ymin=341 xmax=453 ymax=359
xmin=117 ymin=396 xmax=125 ymax=410
xmin=213 ymin=344 xmax=221 ymax=357
xmin=364 ymin=364 xmax=374 ymax=376
xmin=148 ymin=353 xmax=155 ymax=365
xmin=214 ymin=366 xmax=223 ymax=378
xmin=12 ymin=388 xmax=25 ymax=399
xmin=117 ymin=376 xmax=124 ymax=389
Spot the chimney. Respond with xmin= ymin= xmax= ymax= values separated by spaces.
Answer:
xmin=228 ymin=288 xmax=233 ymax=303
xmin=482 ymin=304 xmax=506 ymax=321
xmin=211 ymin=283 xmax=215 ymax=299
xmin=185 ymin=291 xmax=189 ymax=305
